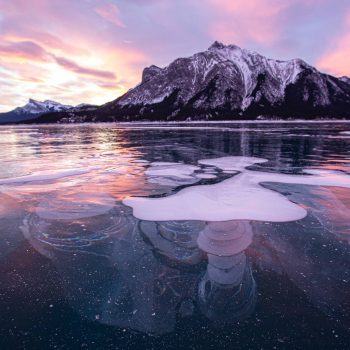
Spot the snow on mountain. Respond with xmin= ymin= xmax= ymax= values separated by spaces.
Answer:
xmin=13 ymin=99 xmax=73 ymax=115
xmin=117 ymin=41 xmax=307 ymax=111
xmin=11 ymin=42 xmax=350 ymax=123
xmin=0 ymin=99 xmax=97 ymax=123
xmin=339 ymin=76 xmax=350 ymax=84
xmin=91 ymin=41 xmax=350 ymax=121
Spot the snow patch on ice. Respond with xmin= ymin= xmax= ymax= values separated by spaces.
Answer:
xmin=145 ymin=162 xmax=199 ymax=178
xmin=196 ymin=174 xmax=217 ymax=179
xmin=145 ymin=163 xmax=200 ymax=179
xmin=198 ymin=156 xmax=267 ymax=171
xmin=123 ymin=156 xmax=350 ymax=222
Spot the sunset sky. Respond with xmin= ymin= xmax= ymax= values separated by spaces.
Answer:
xmin=1 ymin=0 xmax=350 ymax=112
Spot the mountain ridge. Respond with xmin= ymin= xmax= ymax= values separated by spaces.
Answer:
xmin=8 ymin=42 xmax=350 ymax=123
xmin=0 ymin=99 xmax=98 ymax=123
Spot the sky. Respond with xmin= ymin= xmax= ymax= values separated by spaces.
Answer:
xmin=1 ymin=0 xmax=350 ymax=112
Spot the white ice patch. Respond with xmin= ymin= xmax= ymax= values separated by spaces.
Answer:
xmin=145 ymin=163 xmax=200 ymax=179
xmin=150 ymin=162 xmax=181 ymax=166
xmin=123 ymin=156 xmax=350 ymax=222
xmin=195 ymin=174 xmax=217 ymax=179
xmin=132 ymin=159 xmax=151 ymax=165
xmin=198 ymin=156 xmax=267 ymax=172
xmin=0 ymin=167 xmax=101 ymax=185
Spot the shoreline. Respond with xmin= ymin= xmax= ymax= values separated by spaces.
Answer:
xmin=1 ymin=119 xmax=350 ymax=127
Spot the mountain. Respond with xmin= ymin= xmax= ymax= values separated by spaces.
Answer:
xmin=0 ymin=99 xmax=99 ymax=123
xmin=22 ymin=42 xmax=350 ymax=123
xmin=0 ymin=99 xmax=73 ymax=123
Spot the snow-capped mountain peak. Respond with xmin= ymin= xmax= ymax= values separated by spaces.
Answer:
xmin=0 ymin=99 xmax=77 ymax=123
xmin=14 ymin=99 xmax=73 ymax=115
xmin=115 ymin=41 xmax=311 ymax=112
xmin=93 ymin=41 xmax=350 ymax=121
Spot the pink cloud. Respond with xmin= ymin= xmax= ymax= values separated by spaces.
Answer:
xmin=53 ymin=56 xmax=116 ymax=80
xmin=204 ymin=0 xmax=326 ymax=49
xmin=316 ymin=12 xmax=350 ymax=76
xmin=94 ymin=3 xmax=125 ymax=28
xmin=0 ymin=40 xmax=50 ymax=61
xmin=206 ymin=0 xmax=289 ymax=46
xmin=0 ymin=39 xmax=116 ymax=80
xmin=4 ymin=30 xmax=88 ymax=56
xmin=0 ymin=0 xmax=149 ymax=110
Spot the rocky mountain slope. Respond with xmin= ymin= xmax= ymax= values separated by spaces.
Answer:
xmin=20 ymin=42 xmax=350 ymax=123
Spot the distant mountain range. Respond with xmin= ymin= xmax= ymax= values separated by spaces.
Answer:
xmin=3 ymin=42 xmax=350 ymax=123
xmin=0 ymin=99 xmax=97 ymax=123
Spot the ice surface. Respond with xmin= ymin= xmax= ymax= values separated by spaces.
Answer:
xmin=36 ymin=192 xmax=116 ymax=220
xmin=124 ymin=157 xmax=350 ymax=222
xmin=0 ymin=167 xmax=100 ymax=184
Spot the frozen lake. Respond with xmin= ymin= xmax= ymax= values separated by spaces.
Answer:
xmin=0 ymin=122 xmax=350 ymax=349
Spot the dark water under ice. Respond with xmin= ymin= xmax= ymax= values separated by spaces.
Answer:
xmin=0 ymin=121 xmax=350 ymax=349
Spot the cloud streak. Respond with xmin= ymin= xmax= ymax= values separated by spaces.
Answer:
xmin=53 ymin=56 xmax=116 ymax=80
xmin=0 ymin=40 xmax=49 ymax=61
xmin=316 ymin=10 xmax=350 ymax=77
